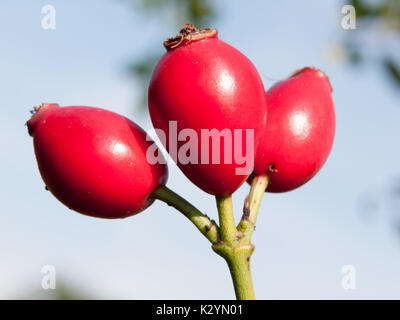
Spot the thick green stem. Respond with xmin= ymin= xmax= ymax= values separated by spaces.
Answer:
xmin=215 ymin=195 xmax=237 ymax=247
xmin=213 ymin=243 xmax=255 ymax=300
xmin=215 ymin=195 xmax=255 ymax=299
xmin=154 ymin=175 xmax=268 ymax=300
xmin=214 ymin=175 xmax=269 ymax=299
xmin=152 ymin=185 xmax=219 ymax=244
xmin=227 ymin=247 xmax=255 ymax=300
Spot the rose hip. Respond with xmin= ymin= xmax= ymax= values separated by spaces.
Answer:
xmin=148 ymin=24 xmax=267 ymax=196
xmin=253 ymin=67 xmax=335 ymax=192
xmin=27 ymin=103 xmax=168 ymax=218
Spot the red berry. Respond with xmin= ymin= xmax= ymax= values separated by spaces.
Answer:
xmin=148 ymin=24 xmax=267 ymax=196
xmin=253 ymin=67 xmax=335 ymax=192
xmin=27 ymin=103 xmax=168 ymax=218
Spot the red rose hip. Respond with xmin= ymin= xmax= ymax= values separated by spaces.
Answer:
xmin=148 ymin=24 xmax=267 ymax=196
xmin=254 ymin=67 xmax=335 ymax=192
xmin=27 ymin=103 xmax=168 ymax=218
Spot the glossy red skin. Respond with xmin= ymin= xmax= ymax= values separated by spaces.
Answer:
xmin=149 ymin=34 xmax=267 ymax=196
xmin=253 ymin=68 xmax=335 ymax=193
xmin=28 ymin=104 xmax=168 ymax=219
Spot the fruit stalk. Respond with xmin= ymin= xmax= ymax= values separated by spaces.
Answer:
xmin=152 ymin=185 xmax=220 ymax=244
xmin=215 ymin=195 xmax=237 ymax=246
xmin=238 ymin=175 xmax=269 ymax=243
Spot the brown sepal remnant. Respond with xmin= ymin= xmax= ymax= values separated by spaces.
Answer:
xmin=290 ymin=67 xmax=333 ymax=93
xmin=163 ymin=23 xmax=217 ymax=50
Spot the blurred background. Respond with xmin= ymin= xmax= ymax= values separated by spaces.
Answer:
xmin=1 ymin=0 xmax=399 ymax=299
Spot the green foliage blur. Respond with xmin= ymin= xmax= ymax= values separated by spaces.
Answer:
xmin=125 ymin=0 xmax=400 ymax=111
xmin=346 ymin=0 xmax=400 ymax=89
xmin=18 ymin=282 xmax=91 ymax=300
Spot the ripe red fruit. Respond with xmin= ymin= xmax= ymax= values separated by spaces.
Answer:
xmin=27 ymin=103 xmax=168 ymax=218
xmin=148 ymin=24 xmax=267 ymax=196
xmin=253 ymin=67 xmax=335 ymax=192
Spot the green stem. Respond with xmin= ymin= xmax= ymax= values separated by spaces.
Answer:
xmin=215 ymin=195 xmax=237 ymax=247
xmin=215 ymin=195 xmax=255 ymax=299
xmin=227 ymin=246 xmax=255 ymax=300
xmin=213 ymin=243 xmax=255 ymax=300
xmin=154 ymin=176 xmax=268 ymax=300
xmin=237 ymin=174 xmax=269 ymax=243
xmin=214 ymin=174 xmax=268 ymax=299
xmin=152 ymin=185 xmax=219 ymax=244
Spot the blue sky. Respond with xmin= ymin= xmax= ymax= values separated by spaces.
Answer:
xmin=0 ymin=0 xmax=399 ymax=299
